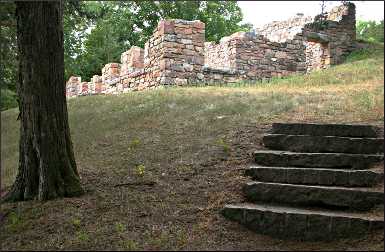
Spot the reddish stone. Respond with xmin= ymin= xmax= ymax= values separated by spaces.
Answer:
xmin=158 ymin=20 xmax=175 ymax=35
xmin=193 ymin=21 xmax=205 ymax=30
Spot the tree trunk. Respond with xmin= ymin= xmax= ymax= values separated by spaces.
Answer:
xmin=3 ymin=1 xmax=83 ymax=202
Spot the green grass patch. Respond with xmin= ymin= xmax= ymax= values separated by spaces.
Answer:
xmin=345 ymin=42 xmax=384 ymax=62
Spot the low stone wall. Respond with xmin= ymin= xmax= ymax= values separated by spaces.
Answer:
xmin=203 ymin=31 xmax=307 ymax=81
xmin=66 ymin=3 xmax=357 ymax=98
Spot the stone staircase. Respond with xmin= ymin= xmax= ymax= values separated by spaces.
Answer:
xmin=222 ymin=123 xmax=384 ymax=241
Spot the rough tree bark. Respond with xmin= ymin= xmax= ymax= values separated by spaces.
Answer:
xmin=2 ymin=1 xmax=83 ymax=202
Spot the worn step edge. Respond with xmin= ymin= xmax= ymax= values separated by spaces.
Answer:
xmin=221 ymin=203 xmax=384 ymax=241
xmin=253 ymin=150 xmax=384 ymax=169
xmin=243 ymin=181 xmax=384 ymax=211
xmin=271 ymin=122 xmax=380 ymax=138
xmin=263 ymin=134 xmax=384 ymax=154
xmin=245 ymin=166 xmax=384 ymax=187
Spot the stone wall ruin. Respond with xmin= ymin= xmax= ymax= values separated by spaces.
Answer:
xmin=66 ymin=3 xmax=357 ymax=98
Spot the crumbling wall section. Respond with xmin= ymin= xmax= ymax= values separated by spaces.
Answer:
xmin=231 ymin=32 xmax=306 ymax=79
xmin=204 ymin=2 xmax=355 ymax=80
xmin=305 ymin=41 xmax=330 ymax=71
xmin=203 ymin=31 xmax=306 ymax=82
xmin=255 ymin=15 xmax=314 ymax=43
xmin=204 ymin=39 xmax=237 ymax=70
xmin=303 ymin=2 xmax=356 ymax=65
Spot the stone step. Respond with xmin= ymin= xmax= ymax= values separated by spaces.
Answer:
xmin=245 ymin=166 xmax=384 ymax=187
xmin=253 ymin=150 xmax=383 ymax=169
xmin=263 ymin=134 xmax=384 ymax=154
xmin=243 ymin=181 xmax=384 ymax=211
xmin=271 ymin=122 xmax=380 ymax=138
xmin=221 ymin=203 xmax=384 ymax=241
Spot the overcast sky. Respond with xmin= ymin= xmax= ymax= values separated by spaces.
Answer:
xmin=238 ymin=1 xmax=384 ymax=28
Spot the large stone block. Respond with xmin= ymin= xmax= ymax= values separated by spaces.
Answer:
xmin=121 ymin=46 xmax=144 ymax=69
xmin=253 ymin=150 xmax=383 ymax=169
xmin=222 ymin=203 xmax=383 ymax=241
xmin=158 ymin=20 xmax=175 ymax=35
xmin=263 ymin=134 xmax=384 ymax=154
xmin=243 ymin=181 xmax=384 ymax=211
xmin=271 ymin=122 xmax=380 ymax=138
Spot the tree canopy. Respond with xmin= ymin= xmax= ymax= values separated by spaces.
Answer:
xmin=356 ymin=20 xmax=384 ymax=43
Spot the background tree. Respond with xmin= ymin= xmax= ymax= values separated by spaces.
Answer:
xmin=2 ymin=1 xmax=83 ymax=202
xmin=356 ymin=20 xmax=384 ymax=43
xmin=0 ymin=2 xmax=18 ymax=110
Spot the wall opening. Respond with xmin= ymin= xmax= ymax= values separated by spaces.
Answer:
xmin=305 ymin=41 xmax=330 ymax=72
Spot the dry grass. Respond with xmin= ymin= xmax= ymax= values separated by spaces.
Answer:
xmin=0 ymin=44 xmax=384 ymax=250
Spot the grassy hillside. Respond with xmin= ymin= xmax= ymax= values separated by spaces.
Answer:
xmin=1 ymin=43 xmax=384 ymax=250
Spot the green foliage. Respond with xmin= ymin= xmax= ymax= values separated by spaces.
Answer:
xmin=5 ymin=210 xmax=25 ymax=232
xmin=1 ymin=89 xmax=18 ymax=111
xmin=135 ymin=164 xmax=146 ymax=177
xmin=8 ymin=212 xmax=19 ymax=225
xmin=216 ymin=137 xmax=231 ymax=155
xmin=345 ymin=42 xmax=384 ymax=62
xmin=63 ymin=2 xmax=90 ymax=81
xmin=0 ymin=2 xmax=17 ymax=93
xmin=63 ymin=1 xmax=109 ymax=81
xmin=128 ymin=138 xmax=141 ymax=151
xmin=71 ymin=218 xmax=82 ymax=228
xmin=75 ymin=230 xmax=89 ymax=242
xmin=115 ymin=222 xmax=125 ymax=233
xmin=356 ymin=20 xmax=384 ymax=43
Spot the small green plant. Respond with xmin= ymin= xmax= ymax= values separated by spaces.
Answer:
xmin=216 ymin=138 xmax=231 ymax=155
xmin=115 ymin=222 xmax=125 ymax=233
xmin=124 ymin=239 xmax=139 ymax=250
xmin=175 ymin=229 xmax=188 ymax=249
xmin=30 ymin=207 xmax=42 ymax=218
xmin=149 ymin=230 xmax=169 ymax=249
xmin=135 ymin=164 xmax=146 ymax=177
xmin=6 ymin=211 xmax=22 ymax=232
xmin=128 ymin=138 xmax=141 ymax=151
xmin=9 ymin=212 xmax=20 ymax=225
xmin=71 ymin=218 xmax=81 ymax=228
xmin=76 ymin=230 xmax=89 ymax=242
